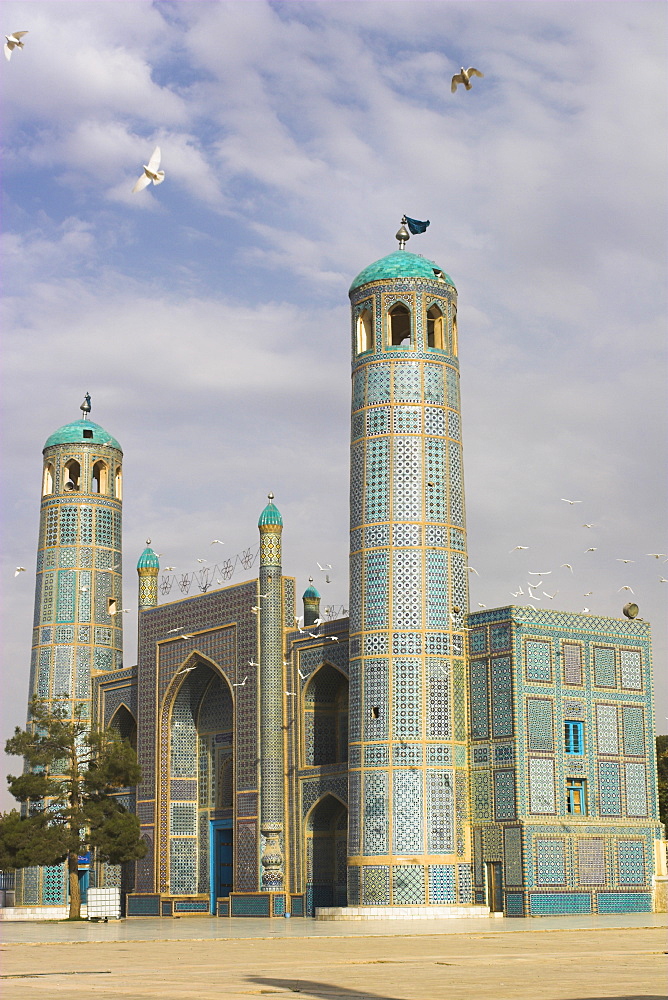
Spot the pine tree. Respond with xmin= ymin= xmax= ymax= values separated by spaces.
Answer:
xmin=657 ymin=735 xmax=668 ymax=829
xmin=0 ymin=698 xmax=146 ymax=919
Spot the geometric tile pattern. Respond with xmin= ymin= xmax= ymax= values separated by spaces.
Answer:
xmin=493 ymin=770 xmax=516 ymax=821
xmin=535 ymin=840 xmax=566 ymax=884
xmin=529 ymin=758 xmax=556 ymax=814
xmin=596 ymin=704 xmax=619 ymax=755
xmin=490 ymin=657 xmax=513 ymax=738
xmin=525 ymin=641 xmax=551 ymax=681
xmin=617 ymin=841 xmax=645 ymax=884
xmin=361 ymin=865 xmax=390 ymax=905
xmin=598 ymin=762 xmax=622 ymax=816
xmin=624 ymin=763 xmax=647 ymax=817
xmin=593 ymin=647 xmax=616 ymax=688
xmin=562 ymin=643 xmax=583 ymax=685
xmin=427 ymin=770 xmax=454 ymax=852
xmin=622 ymin=706 xmax=645 ymax=756
xmin=619 ymin=649 xmax=642 ymax=690
xmin=527 ymin=698 xmax=554 ymax=752
xmin=428 ymin=864 xmax=456 ymax=903
xmin=577 ymin=838 xmax=606 ymax=885
xmin=392 ymin=865 xmax=425 ymax=904
xmin=503 ymin=827 xmax=523 ymax=885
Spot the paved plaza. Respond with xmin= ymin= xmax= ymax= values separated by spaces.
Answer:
xmin=1 ymin=914 xmax=665 ymax=1000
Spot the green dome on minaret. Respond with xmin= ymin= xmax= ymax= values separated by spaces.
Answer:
xmin=258 ymin=494 xmax=283 ymax=527
xmin=44 ymin=419 xmax=122 ymax=452
xmin=137 ymin=543 xmax=160 ymax=571
xmin=303 ymin=581 xmax=320 ymax=601
xmin=349 ymin=250 xmax=455 ymax=294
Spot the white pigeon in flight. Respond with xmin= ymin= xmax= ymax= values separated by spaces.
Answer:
xmin=132 ymin=146 xmax=165 ymax=193
xmin=4 ymin=31 xmax=28 ymax=61
xmin=451 ymin=66 xmax=484 ymax=93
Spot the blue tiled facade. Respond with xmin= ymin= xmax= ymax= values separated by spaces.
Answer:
xmin=467 ymin=606 xmax=662 ymax=915
xmin=18 ymin=245 xmax=662 ymax=916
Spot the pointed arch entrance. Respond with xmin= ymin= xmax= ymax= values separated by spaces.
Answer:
xmin=305 ymin=793 xmax=348 ymax=915
xmin=166 ymin=660 xmax=234 ymax=911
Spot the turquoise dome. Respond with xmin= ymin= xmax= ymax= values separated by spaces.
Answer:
xmin=303 ymin=583 xmax=321 ymax=600
xmin=258 ymin=500 xmax=283 ymax=527
xmin=44 ymin=419 xmax=122 ymax=452
xmin=349 ymin=251 xmax=455 ymax=294
xmin=137 ymin=545 xmax=160 ymax=571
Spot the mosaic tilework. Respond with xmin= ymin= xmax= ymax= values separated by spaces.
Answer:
xmin=597 ymin=892 xmax=651 ymax=913
xmin=505 ymin=892 xmax=525 ymax=916
xmin=529 ymin=893 xmax=591 ymax=915
xmin=363 ymin=770 xmax=389 ymax=854
xmin=620 ymin=649 xmax=642 ymax=690
xmin=362 ymin=865 xmax=390 ymax=905
xmin=596 ymin=704 xmax=618 ymax=754
xmin=426 ymin=745 xmax=452 ymax=765
xmin=577 ymin=838 xmax=605 ymax=885
xmin=593 ymin=647 xmax=616 ymax=687
xmin=624 ymin=763 xmax=647 ymax=816
xmin=392 ymin=742 xmax=423 ymax=766
xmin=622 ymin=706 xmax=645 ymax=756
xmin=429 ymin=864 xmax=456 ymax=903
xmin=363 ymin=659 xmax=389 ymax=739
xmin=494 ymin=770 xmax=516 ymax=821
xmin=392 ymin=657 xmax=422 ymax=738
xmin=503 ymin=827 xmax=523 ymax=885
xmin=598 ymin=761 xmax=622 ymax=816
xmin=563 ymin=644 xmax=583 ymax=684
xmin=426 ymin=658 xmax=451 ymax=739
xmin=525 ymin=641 xmax=551 ymax=681
xmin=529 ymin=758 xmax=556 ymax=814
xmin=535 ymin=839 xmax=566 ymax=885
xmin=490 ymin=657 xmax=513 ymax=738
xmin=457 ymin=864 xmax=473 ymax=903
xmin=393 ymin=770 xmax=424 ymax=852
xmin=392 ymin=865 xmax=425 ymax=904
xmin=470 ymin=660 xmax=489 ymax=739
xmin=471 ymin=771 xmax=490 ymax=821
xmin=527 ymin=698 xmax=554 ymax=752
xmin=490 ymin=624 xmax=510 ymax=653
xmin=618 ymin=841 xmax=645 ymax=884
xmin=42 ymin=865 xmax=66 ymax=904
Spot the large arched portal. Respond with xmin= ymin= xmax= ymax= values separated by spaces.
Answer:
xmin=168 ymin=662 xmax=233 ymax=909
xmin=305 ymin=794 xmax=348 ymax=915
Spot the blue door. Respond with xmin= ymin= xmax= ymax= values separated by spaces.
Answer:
xmin=211 ymin=823 xmax=233 ymax=911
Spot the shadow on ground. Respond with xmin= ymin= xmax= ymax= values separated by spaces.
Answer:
xmin=249 ymin=984 xmax=666 ymax=1000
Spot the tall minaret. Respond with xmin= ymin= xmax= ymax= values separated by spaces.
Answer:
xmin=18 ymin=396 xmax=123 ymax=906
xmin=347 ymin=227 xmax=472 ymax=908
xmin=257 ymin=494 xmax=285 ymax=890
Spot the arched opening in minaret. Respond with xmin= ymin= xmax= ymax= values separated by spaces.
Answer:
xmin=389 ymin=303 xmax=411 ymax=346
xmin=356 ymin=308 xmax=374 ymax=354
xmin=92 ymin=461 xmax=109 ymax=495
xmin=305 ymin=793 xmax=348 ymax=914
xmin=304 ymin=664 xmax=348 ymax=766
xmin=63 ymin=459 xmax=80 ymax=492
xmin=42 ymin=463 xmax=55 ymax=496
xmin=452 ymin=309 xmax=458 ymax=355
xmin=427 ymin=304 xmax=445 ymax=350
xmin=167 ymin=662 xmax=234 ymax=903
xmin=114 ymin=467 xmax=122 ymax=500
xmin=110 ymin=704 xmax=137 ymax=752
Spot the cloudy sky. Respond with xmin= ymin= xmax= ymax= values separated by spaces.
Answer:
xmin=1 ymin=1 xmax=666 ymax=806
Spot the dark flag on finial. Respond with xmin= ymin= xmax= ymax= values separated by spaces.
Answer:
xmin=403 ymin=215 xmax=430 ymax=235
xmin=80 ymin=392 xmax=92 ymax=416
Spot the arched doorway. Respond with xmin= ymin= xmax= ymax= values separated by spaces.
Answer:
xmin=305 ymin=794 xmax=348 ymax=915
xmin=304 ymin=664 xmax=348 ymax=766
xmin=168 ymin=662 xmax=233 ymax=910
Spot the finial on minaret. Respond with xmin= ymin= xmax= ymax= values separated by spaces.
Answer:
xmin=395 ymin=217 xmax=410 ymax=250
xmin=80 ymin=392 xmax=92 ymax=419
xmin=268 ymin=492 xmax=274 ymax=501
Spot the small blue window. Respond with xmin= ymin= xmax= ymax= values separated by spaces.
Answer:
xmin=564 ymin=721 xmax=583 ymax=754
xmin=566 ymin=779 xmax=586 ymax=815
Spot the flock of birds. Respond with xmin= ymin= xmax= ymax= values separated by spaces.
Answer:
xmin=4 ymin=29 xmax=484 ymax=195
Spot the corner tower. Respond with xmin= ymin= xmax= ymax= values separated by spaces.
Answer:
xmin=347 ymin=238 xmax=472 ymax=908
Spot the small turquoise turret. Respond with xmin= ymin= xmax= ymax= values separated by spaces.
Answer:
xmin=137 ymin=540 xmax=160 ymax=610
xmin=302 ymin=578 xmax=321 ymax=627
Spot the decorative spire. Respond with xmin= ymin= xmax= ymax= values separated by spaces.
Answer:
xmin=80 ymin=392 xmax=92 ymax=418
xmin=395 ymin=217 xmax=410 ymax=250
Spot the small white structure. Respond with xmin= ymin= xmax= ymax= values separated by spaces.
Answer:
xmin=87 ymin=887 xmax=121 ymax=920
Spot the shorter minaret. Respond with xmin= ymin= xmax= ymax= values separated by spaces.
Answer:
xmin=257 ymin=494 xmax=285 ymax=889
xmin=137 ymin=541 xmax=159 ymax=610
xmin=302 ymin=578 xmax=321 ymax=627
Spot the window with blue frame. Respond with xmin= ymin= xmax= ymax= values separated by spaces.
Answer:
xmin=564 ymin=720 xmax=584 ymax=754
xmin=566 ymin=779 xmax=586 ymax=815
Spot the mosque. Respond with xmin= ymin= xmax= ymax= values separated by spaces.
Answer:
xmin=15 ymin=226 xmax=663 ymax=918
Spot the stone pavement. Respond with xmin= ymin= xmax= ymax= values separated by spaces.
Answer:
xmin=1 ymin=917 xmax=666 ymax=1000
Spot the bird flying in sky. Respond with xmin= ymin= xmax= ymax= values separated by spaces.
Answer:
xmin=451 ymin=66 xmax=484 ymax=92
xmin=4 ymin=31 xmax=28 ymax=61
xmin=132 ymin=146 xmax=165 ymax=193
